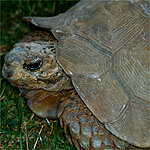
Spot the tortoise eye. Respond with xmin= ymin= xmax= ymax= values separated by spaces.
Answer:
xmin=23 ymin=57 xmax=43 ymax=71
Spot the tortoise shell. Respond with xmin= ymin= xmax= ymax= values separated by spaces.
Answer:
xmin=21 ymin=0 xmax=150 ymax=148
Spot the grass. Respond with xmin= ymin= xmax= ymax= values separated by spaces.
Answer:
xmin=0 ymin=0 xmax=78 ymax=149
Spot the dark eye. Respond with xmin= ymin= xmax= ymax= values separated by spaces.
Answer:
xmin=23 ymin=57 xmax=43 ymax=71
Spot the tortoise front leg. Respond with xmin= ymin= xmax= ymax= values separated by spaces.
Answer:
xmin=58 ymin=91 xmax=145 ymax=150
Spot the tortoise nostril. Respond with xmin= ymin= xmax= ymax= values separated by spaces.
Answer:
xmin=3 ymin=69 xmax=13 ymax=78
xmin=4 ymin=62 xmax=11 ymax=67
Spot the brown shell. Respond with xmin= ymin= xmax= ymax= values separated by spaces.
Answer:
xmin=24 ymin=0 xmax=150 ymax=148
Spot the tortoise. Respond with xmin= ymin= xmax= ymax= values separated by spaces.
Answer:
xmin=2 ymin=0 xmax=150 ymax=149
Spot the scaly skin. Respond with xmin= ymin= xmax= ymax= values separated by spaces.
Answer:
xmin=2 ymin=31 xmax=148 ymax=150
xmin=59 ymin=95 xmax=150 ymax=150
xmin=58 ymin=91 xmax=148 ymax=150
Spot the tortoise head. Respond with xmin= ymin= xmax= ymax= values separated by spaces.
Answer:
xmin=2 ymin=33 xmax=72 ymax=119
xmin=2 ymin=40 xmax=71 ymax=92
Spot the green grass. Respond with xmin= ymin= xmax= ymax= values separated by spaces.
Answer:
xmin=0 ymin=0 xmax=78 ymax=149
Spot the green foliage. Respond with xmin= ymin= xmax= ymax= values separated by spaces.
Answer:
xmin=0 ymin=0 xmax=78 ymax=149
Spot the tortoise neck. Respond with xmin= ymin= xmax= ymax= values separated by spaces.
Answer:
xmin=20 ymin=88 xmax=74 ymax=119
